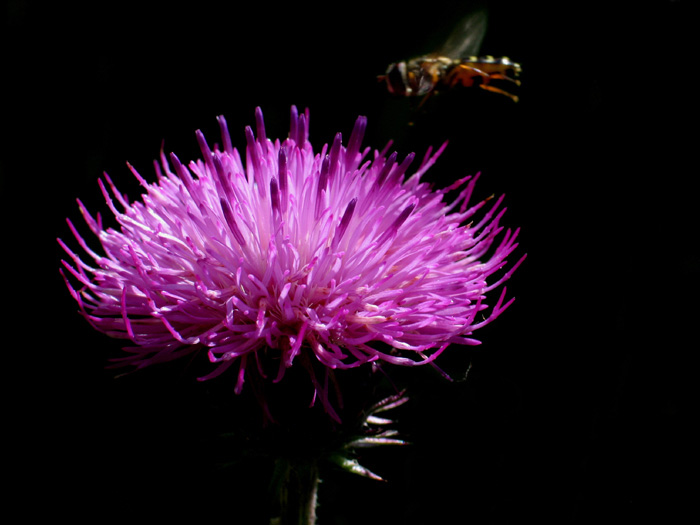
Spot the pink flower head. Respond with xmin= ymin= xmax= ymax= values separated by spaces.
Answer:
xmin=59 ymin=106 xmax=524 ymax=418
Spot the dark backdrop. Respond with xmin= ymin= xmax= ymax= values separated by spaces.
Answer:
xmin=4 ymin=1 xmax=695 ymax=523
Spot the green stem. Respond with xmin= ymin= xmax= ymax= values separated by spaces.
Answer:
xmin=271 ymin=458 xmax=320 ymax=525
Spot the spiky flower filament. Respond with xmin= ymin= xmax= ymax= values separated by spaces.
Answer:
xmin=59 ymin=106 xmax=525 ymax=419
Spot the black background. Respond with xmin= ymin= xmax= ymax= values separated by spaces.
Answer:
xmin=3 ymin=0 xmax=696 ymax=523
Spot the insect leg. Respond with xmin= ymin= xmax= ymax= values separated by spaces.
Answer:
xmin=448 ymin=64 xmax=520 ymax=102
xmin=446 ymin=64 xmax=488 ymax=88
xmin=476 ymin=84 xmax=520 ymax=102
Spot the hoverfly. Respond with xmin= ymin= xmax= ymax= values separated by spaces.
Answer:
xmin=380 ymin=9 xmax=521 ymax=103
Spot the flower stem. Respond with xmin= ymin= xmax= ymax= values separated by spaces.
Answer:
xmin=271 ymin=458 xmax=320 ymax=525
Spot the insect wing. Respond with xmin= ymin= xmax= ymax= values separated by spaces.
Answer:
xmin=435 ymin=8 xmax=489 ymax=60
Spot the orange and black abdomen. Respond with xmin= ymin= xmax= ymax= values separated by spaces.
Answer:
xmin=444 ymin=55 xmax=522 ymax=101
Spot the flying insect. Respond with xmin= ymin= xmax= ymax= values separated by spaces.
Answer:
xmin=381 ymin=9 xmax=522 ymax=103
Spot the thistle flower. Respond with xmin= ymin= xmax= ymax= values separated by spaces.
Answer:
xmin=59 ymin=106 xmax=524 ymax=419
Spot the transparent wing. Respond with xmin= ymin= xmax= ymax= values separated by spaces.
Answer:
xmin=436 ymin=8 xmax=489 ymax=59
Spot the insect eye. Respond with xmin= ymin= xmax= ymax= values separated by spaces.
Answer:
xmin=384 ymin=62 xmax=408 ymax=96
